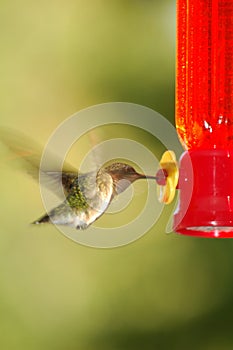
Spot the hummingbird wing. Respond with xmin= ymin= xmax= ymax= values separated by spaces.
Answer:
xmin=34 ymin=171 xmax=114 ymax=229
xmin=0 ymin=127 xmax=78 ymax=198
xmin=42 ymin=171 xmax=95 ymax=197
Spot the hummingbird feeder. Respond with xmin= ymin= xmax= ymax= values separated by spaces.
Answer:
xmin=157 ymin=0 xmax=233 ymax=237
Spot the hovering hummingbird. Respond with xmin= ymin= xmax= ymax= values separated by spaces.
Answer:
xmin=0 ymin=128 xmax=165 ymax=230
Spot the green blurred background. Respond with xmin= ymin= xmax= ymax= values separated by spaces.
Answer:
xmin=1 ymin=0 xmax=233 ymax=349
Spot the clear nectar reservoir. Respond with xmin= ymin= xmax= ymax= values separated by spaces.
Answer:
xmin=174 ymin=0 xmax=233 ymax=237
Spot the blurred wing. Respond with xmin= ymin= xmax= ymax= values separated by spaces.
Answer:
xmin=0 ymin=127 xmax=78 ymax=197
xmin=43 ymin=171 xmax=94 ymax=197
xmin=40 ymin=171 xmax=79 ymax=197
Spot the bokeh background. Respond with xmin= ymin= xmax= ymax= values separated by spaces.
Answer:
xmin=1 ymin=0 xmax=233 ymax=349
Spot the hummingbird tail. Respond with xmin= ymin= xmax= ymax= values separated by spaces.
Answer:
xmin=32 ymin=213 xmax=51 ymax=225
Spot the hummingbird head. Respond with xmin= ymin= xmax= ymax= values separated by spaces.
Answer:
xmin=104 ymin=162 xmax=141 ymax=180
xmin=104 ymin=162 xmax=157 ymax=194
xmin=104 ymin=162 xmax=142 ymax=194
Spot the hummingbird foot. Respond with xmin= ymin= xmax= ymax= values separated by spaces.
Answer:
xmin=76 ymin=223 xmax=88 ymax=230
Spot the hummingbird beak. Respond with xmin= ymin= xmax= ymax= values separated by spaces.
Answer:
xmin=138 ymin=169 xmax=168 ymax=185
xmin=144 ymin=175 xmax=158 ymax=180
xmin=138 ymin=174 xmax=157 ymax=180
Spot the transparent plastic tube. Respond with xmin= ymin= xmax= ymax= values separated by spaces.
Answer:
xmin=174 ymin=0 xmax=233 ymax=237
xmin=176 ymin=0 xmax=233 ymax=150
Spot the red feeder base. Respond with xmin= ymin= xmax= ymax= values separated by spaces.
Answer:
xmin=173 ymin=150 xmax=233 ymax=238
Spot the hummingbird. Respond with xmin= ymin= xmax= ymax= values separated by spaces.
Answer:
xmin=0 ymin=128 xmax=165 ymax=230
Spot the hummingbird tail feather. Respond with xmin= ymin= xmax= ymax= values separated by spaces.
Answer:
xmin=32 ymin=213 xmax=51 ymax=225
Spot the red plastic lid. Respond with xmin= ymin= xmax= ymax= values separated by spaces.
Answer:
xmin=173 ymin=150 xmax=233 ymax=238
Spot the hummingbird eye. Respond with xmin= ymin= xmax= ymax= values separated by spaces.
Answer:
xmin=125 ymin=165 xmax=136 ymax=173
